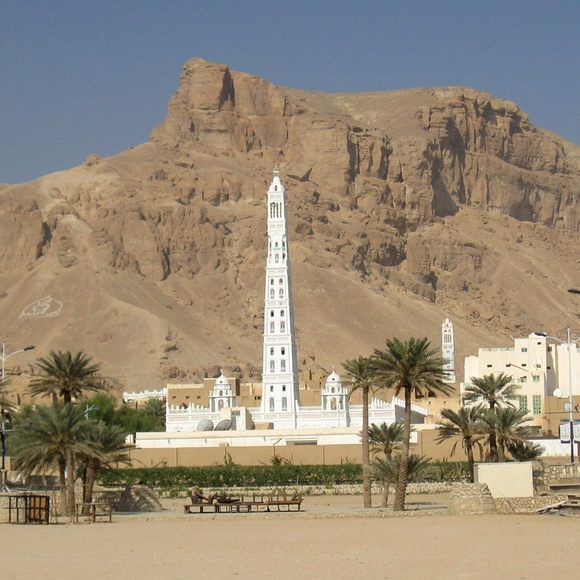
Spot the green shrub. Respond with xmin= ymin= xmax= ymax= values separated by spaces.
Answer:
xmin=97 ymin=461 xmax=467 ymax=489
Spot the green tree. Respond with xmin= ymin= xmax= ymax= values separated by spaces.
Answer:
xmin=368 ymin=422 xmax=404 ymax=460
xmin=30 ymin=351 xmax=106 ymax=404
xmin=79 ymin=422 xmax=131 ymax=508
xmin=507 ymin=440 xmax=543 ymax=462
xmin=463 ymin=373 xmax=518 ymax=461
xmin=481 ymin=406 xmax=530 ymax=461
xmin=371 ymin=454 xmax=430 ymax=507
xmin=142 ymin=398 xmax=166 ymax=430
xmin=436 ymin=407 xmax=484 ymax=482
xmin=370 ymin=337 xmax=451 ymax=511
xmin=344 ymin=356 xmax=374 ymax=509
xmin=11 ymin=403 xmax=101 ymax=515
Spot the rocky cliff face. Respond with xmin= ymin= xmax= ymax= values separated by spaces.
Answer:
xmin=0 ymin=58 xmax=578 ymax=390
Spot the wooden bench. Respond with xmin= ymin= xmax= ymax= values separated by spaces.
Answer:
xmin=183 ymin=502 xmax=217 ymax=514
xmin=74 ymin=502 xmax=113 ymax=523
xmin=265 ymin=494 xmax=303 ymax=512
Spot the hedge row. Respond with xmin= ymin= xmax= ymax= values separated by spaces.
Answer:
xmin=98 ymin=461 xmax=468 ymax=489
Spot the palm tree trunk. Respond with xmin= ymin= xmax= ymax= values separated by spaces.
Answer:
xmin=466 ymin=440 xmax=475 ymax=483
xmin=361 ymin=386 xmax=372 ymax=508
xmin=381 ymin=479 xmax=390 ymax=507
xmin=82 ymin=460 xmax=97 ymax=514
xmin=489 ymin=402 xmax=498 ymax=461
xmin=65 ymin=449 xmax=76 ymax=517
xmin=394 ymin=385 xmax=412 ymax=511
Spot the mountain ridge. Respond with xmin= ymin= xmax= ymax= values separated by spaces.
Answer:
xmin=0 ymin=57 xmax=578 ymax=391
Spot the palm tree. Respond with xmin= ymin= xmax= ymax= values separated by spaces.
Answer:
xmin=370 ymin=337 xmax=451 ymax=511
xmin=507 ymin=440 xmax=544 ymax=462
xmin=79 ymin=422 xmax=131 ymax=508
xmin=30 ymin=350 xmax=106 ymax=404
xmin=142 ymin=398 xmax=166 ymax=430
xmin=463 ymin=373 xmax=518 ymax=461
xmin=371 ymin=454 xmax=430 ymax=507
xmin=436 ymin=407 xmax=484 ymax=482
xmin=482 ymin=406 xmax=530 ymax=461
xmin=368 ymin=422 xmax=404 ymax=460
xmin=344 ymin=356 xmax=374 ymax=508
xmin=10 ymin=403 xmax=101 ymax=515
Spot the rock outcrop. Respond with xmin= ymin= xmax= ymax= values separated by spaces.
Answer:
xmin=0 ymin=58 xmax=578 ymax=390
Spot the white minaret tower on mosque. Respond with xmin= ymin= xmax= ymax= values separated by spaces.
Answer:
xmin=260 ymin=170 xmax=300 ymax=423
xmin=442 ymin=318 xmax=456 ymax=383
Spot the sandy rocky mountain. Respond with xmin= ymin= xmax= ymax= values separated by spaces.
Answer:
xmin=0 ymin=58 xmax=578 ymax=395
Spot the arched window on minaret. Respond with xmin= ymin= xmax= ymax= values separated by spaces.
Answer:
xmin=270 ymin=360 xmax=275 ymax=372
xmin=281 ymin=321 xmax=286 ymax=332
xmin=270 ymin=322 xmax=275 ymax=333
xmin=275 ymin=254 xmax=279 ymax=263
xmin=279 ymin=288 xmax=284 ymax=298
xmin=270 ymin=289 xmax=275 ymax=298
xmin=279 ymin=278 xmax=283 ymax=285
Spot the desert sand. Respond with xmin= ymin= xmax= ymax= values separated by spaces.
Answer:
xmin=0 ymin=495 xmax=578 ymax=579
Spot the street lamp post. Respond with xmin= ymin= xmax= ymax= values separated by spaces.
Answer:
xmin=535 ymin=329 xmax=580 ymax=464
xmin=1 ymin=343 xmax=36 ymax=383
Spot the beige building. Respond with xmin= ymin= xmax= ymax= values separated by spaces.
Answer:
xmin=462 ymin=333 xmax=580 ymax=429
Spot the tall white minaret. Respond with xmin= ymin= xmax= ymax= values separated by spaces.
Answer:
xmin=442 ymin=318 xmax=456 ymax=383
xmin=261 ymin=170 xmax=300 ymax=420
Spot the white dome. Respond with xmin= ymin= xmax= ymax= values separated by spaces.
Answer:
xmin=326 ymin=367 xmax=341 ymax=384
xmin=214 ymin=370 xmax=230 ymax=387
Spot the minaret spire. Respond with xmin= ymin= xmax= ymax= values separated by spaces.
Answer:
xmin=260 ymin=170 xmax=300 ymax=424
xmin=442 ymin=318 xmax=456 ymax=383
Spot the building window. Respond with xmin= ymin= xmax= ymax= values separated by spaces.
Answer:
xmin=279 ymin=288 xmax=284 ymax=298
xmin=532 ymin=375 xmax=540 ymax=382
xmin=279 ymin=278 xmax=283 ymax=285
xmin=519 ymin=395 xmax=528 ymax=412
xmin=486 ymin=364 xmax=492 ymax=368
xmin=533 ymin=395 xmax=542 ymax=416
xmin=521 ymin=363 xmax=527 ymax=367
xmin=281 ymin=347 xmax=285 ymax=355
xmin=270 ymin=347 xmax=274 ymax=356
xmin=282 ymin=397 xmax=287 ymax=411
xmin=521 ymin=348 xmax=528 ymax=352
xmin=280 ymin=310 xmax=284 ymax=317
xmin=535 ymin=363 xmax=541 ymax=368
xmin=280 ymin=321 xmax=286 ymax=332
xmin=521 ymin=376 xmax=527 ymax=383
xmin=270 ymin=289 xmax=275 ymax=298
xmin=275 ymin=254 xmax=279 ymax=263
xmin=270 ymin=310 xmax=274 ymax=317
xmin=281 ymin=360 xmax=286 ymax=372
xmin=270 ymin=361 xmax=275 ymax=372
xmin=270 ymin=322 xmax=275 ymax=333
xmin=270 ymin=385 xmax=274 ymax=392
xmin=282 ymin=385 xmax=286 ymax=392
xmin=548 ymin=346 xmax=552 ymax=352
xmin=269 ymin=399 xmax=275 ymax=412
xmin=270 ymin=278 xmax=274 ymax=285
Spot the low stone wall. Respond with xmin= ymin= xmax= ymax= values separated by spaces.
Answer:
xmin=495 ymin=495 xmax=568 ymax=514
xmin=95 ymin=485 xmax=163 ymax=512
xmin=534 ymin=463 xmax=580 ymax=491
xmin=448 ymin=483 xmax=497 ymax=515
xmin=157 ymin=481 xmax=453 ymax=498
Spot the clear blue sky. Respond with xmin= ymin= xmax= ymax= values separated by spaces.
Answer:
xmin=1 ymin=0 xmax=579 ymax=183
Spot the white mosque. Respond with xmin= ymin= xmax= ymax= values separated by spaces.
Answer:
xmin=126 ymin=172 xmax=457 ymax=448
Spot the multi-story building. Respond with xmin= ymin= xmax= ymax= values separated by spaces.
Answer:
xmin=462 ymin=333 xmax=580 ymax=428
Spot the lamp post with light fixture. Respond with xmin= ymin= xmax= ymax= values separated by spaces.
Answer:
xmin=535 ymin=329 xmax=580 ymax=464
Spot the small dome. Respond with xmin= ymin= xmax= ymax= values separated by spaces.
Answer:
xmin=326 ymin=367 xmax=341 ymax=384
xmin=214 ymin=369 xmax=230 ymax=387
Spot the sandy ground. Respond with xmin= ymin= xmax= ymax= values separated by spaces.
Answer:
xmin=1 ymin=495 xmax=579 ymax=579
